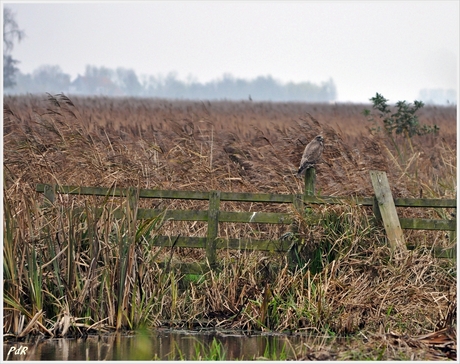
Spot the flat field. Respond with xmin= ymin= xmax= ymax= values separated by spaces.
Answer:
xmin=3 ymin=95 xmax=457 ymax=360
xmin=3 ymin=95 xmax=456 ymax=196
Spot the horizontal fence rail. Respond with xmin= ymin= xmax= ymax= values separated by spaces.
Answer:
xmin=61 ymin=207 xmax=294 ymax=225
xmin=36 ymin=183 xmax=457 ymax=209
xmin=36 ymin=183 xmax=456 ymax=232
xmin=36 ymin=170 xmax=456 ymax=268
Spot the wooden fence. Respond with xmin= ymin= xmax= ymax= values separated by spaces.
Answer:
xmin=36 ymin=169 xmax=456 ymax=271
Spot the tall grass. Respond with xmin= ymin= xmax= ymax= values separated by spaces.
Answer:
xmin=3 ymin=94 xmax=456 ymax=339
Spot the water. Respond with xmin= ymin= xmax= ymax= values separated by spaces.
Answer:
xmin=3 ymin=329 xmax=310 ymax=361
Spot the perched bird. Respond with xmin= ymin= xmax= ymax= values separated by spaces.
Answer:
xmin=297 ymin=135 xmax=324 ymax=177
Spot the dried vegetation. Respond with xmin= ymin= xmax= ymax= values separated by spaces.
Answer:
xmin=3 ymin=94 xmax=457 ymax=359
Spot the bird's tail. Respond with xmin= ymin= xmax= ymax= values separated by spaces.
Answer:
xmin=297 ymin=163 xmax=313 ymax=177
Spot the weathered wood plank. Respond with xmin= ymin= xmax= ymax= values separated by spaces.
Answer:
xmin=393 ymin=198 xmax=456 ymax=208
xmin=36 ymin=183 xmax=297 ymax=203
xmin=449 ymin=193 xmax=457 ymax=255
xmin=138 ymin=189 xmax=210 ymax=200
xmin=372 ymin=196 xmax=383 ymax=223
xmin=304 ymin=167 xmax=316 ymax=196
xmin=36 ymin=184 xmax=120 ymax=197
xmin=207 ymin=191 xmax=220 ymax=267
xmin=399 ymin=218 xmax=456 ymax=231
xmin=216 ymin=238 xmax=291 ymax=252
xmin=220 ymin=192 xmax=293 ymax=203
xmin=139 ymin=209 xmax=292 ymax=224
xmin=36 ymin=184 xmax=455 ymax=208
xmin=152 ymin=235 xmax=291 ymax=252
xmin=302 ymin=195 xmax=456 ymax=208
xmin=137 ymin=209 xmax=208 ymax=221
xmin=36 ymin=184 xmax=210 ymax=200
xmin=219 ymin=211 xmax=292 ymax=224
xmin=37 ymin=184 xmax=295 ymax=203
xmin=71 ymin=207 xmax=208 ymax=222
xmin=58 ymin=207 xmax=291 ymax=224
xmin=370 ymin=170 xmax=406 ymax=252
xmin=43 ymin=184 xmax=56 ymax=207
xmin=303 ymin=195 xmax=375 ymax=206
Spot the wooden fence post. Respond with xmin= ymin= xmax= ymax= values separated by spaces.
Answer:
xmin=126 ymin=187 xmax=139 ymax=231
xmin=286 ymin=168 xmax=316 ymax=271
xmin=127 ymin=187 xmax=138 ymax=211
xmin=304 ymin=168 xmax=316 ymax=197
xmin=43 ymin=184 xmax=56 ymax=207
xmin=287 ymin=194 xmax=304 ymax=271
xmin=369 ymin=170 xmax=406 ymax=254
xmin=447 ymin=192 xmax=457 ymax=262
xmin=207 ymin=191 xmax=221 ymax=269
xmin=372 ymin=196 xmax=383 ymax=224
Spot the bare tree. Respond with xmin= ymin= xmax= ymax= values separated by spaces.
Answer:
xmin=3 ymin=7 xmax=25 ymax=88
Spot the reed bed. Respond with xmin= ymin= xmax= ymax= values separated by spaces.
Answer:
xmin=2 ymin=94 xmax=456 ymax=358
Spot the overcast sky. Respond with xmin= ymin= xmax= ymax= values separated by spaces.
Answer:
xmin=3 ymin=1 xmax=459 ymax=103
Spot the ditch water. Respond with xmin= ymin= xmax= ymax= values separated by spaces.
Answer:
xmin=3 ymin=329 xmax=317 ymax=361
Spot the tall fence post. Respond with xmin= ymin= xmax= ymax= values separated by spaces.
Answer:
xmin=207 ymin=191 xmax=220 ymax=269
xmin=126 ymin=186 xmax=139 ymax=232
xmin=116 ymin=187 xmax=139 ymax=330
xmin=287 ymin=194 xmax=304 ymax=271
xmin=304 ymin=168 xmax=316 ymax=197
xmin=369 ymin=170 xmax=406 ymax=254
xmin=287 ymin=168 xmax=316 ymax=271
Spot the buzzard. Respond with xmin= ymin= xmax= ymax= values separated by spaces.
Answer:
xmin=297 ymin=135 xmax=324 ymax=177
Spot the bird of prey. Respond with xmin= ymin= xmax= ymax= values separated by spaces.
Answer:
xmin=297 ymin=135 xmax=324 ymax=177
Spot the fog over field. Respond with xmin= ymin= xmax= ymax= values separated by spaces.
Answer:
xmin=3 ymin=1 xmax=458 ymax=104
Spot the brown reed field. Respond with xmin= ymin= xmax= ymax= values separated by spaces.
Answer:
xmin=3 ymin=94 xmax=457 ymax=359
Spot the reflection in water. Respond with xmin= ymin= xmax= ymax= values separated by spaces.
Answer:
xmin=3 ymin=329 xmax=306 ymax=361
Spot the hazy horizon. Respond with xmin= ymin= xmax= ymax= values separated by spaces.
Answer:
xmin=3 ymin=1 xmax=458 ymax=104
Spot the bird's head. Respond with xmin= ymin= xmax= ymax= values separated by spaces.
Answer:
xmin=315 ymin=135 xmax=324 ymax=143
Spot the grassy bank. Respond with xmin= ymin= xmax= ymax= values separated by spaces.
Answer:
xmin=3 ymin=94 xmax=456 ymax=358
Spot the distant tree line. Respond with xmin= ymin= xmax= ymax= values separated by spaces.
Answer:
xmin=3 ymin=7 xmax=456 ymax=105
xmin=3 ymin=7 xmax=335 ymax=102
xmin=5 ymin=64 xmax=337 ymax=102
xmin=3 ymin=7 xmax=25 ymax=89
